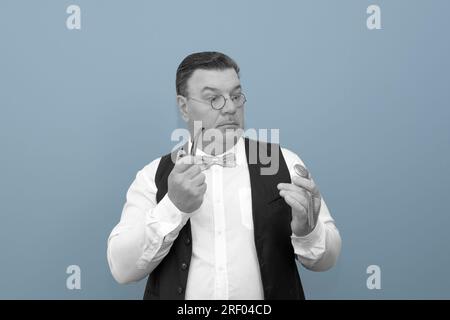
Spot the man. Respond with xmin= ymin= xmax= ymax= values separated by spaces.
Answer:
xmin=107 ymin=51 xmax=341 ymax=300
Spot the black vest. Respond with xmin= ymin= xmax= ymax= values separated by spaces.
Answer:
xmin=143 ymin=138 xmax=305 ymax=300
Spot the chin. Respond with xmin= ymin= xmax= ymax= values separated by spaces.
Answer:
xmin=223 ymin=127 xmax=244 ymax=141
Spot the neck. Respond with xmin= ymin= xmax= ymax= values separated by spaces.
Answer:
xmin=191 ymin=131 xmax=242 ymax=156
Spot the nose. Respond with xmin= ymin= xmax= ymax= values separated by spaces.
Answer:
xmin=220 ymin=96 xmax=237 ymax=114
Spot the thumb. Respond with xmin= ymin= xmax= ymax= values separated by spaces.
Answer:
xmin=173 ymin=155 xmax=202 ymax=173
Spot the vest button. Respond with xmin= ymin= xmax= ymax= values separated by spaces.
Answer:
xmin=185 ymin=237 xmax=191 ymax=245
xmin=181 ymin=262 xmax=188 ymax=270
xmin=177 ymin=286 xmax=184 ymax=294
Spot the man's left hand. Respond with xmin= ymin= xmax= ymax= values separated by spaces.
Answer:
xmin=277 ymin=176 xmax=322 ymax=237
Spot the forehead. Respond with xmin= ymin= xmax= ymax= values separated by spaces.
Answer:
xmin=186 ymin=68 xmax=240 ymax=94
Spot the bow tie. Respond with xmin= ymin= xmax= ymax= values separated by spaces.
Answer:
xmin=200 ymin=153 xmax=237 ymax=170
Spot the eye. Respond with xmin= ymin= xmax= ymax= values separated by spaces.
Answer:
xmin=231 ymin=94 xmax=241 ymax=101
xmin=210 ymin=95 xmax=221 ymax=103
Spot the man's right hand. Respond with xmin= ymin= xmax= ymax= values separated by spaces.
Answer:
xmin=167 ymin=155 xmax=207 ymax=213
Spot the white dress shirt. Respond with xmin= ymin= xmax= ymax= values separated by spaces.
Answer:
xmin=107 ymin=136 xmax=341 ymax=299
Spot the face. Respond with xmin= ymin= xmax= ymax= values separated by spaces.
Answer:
xmin=177 ymin=68 xmax=245 ymax=152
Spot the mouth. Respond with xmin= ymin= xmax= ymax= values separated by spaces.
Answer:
xmin=216 ymin=122 xmax=239 ymax=128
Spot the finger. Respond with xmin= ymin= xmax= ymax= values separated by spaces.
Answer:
xmin=184 ymin=164 xmax=203 ymax=178
xmin=176 ymin=155 xmax=202 ymax=164
xmin=291 ymin=176 xmax=320 ymax=196
xmin=277 ymin=183 xmax=308 ymax=198
xmin=283 ymin=194 xmax=307 ymax=215
xmin=279 ymin=189 xmax=308 ymax=212
xmin=173 ymin=162 xmax=193 ymax=173
xmin=280 ymin=190 xmax=309 ymax=210
xmin=194 ymin=182 xmax=207 ymax=195
xmin=173 ymin=157 xmax=195 ymax=173
xmin=191 ymin=172 xmax=206 ymax=186
xmin=174 ymin=155 xmax=203 ymax=173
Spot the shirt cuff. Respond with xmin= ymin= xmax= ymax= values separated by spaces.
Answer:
xmin=291 ymin=219 xmax=326 ymax=261
xmin=147 ymin=194 xmax=191 ymax=238
xmin=136 ymin=194 xmax=190 ymax=269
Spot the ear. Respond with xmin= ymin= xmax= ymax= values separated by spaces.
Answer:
xmin=176 ymin=95 xmax=189 ymax=122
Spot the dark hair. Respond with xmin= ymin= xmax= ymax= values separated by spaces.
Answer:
xmin=176 ymin=51 xmax=240 ymax=97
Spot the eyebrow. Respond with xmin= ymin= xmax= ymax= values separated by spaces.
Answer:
xmin=201 ymin=85 xmax=241 ymax=94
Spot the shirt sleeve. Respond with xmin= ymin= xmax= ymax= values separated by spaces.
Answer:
xmin=281 ymin=147 xmax=342 ymax=272
xmin=107 ymin=158 xmax=191 ymax=284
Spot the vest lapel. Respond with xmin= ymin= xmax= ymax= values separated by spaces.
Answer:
xmin=244 ymin=138 xmax=304 ymax=299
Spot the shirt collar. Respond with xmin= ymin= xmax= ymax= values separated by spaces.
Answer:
xmin=186 ymin=134 xmax=246 ymax=167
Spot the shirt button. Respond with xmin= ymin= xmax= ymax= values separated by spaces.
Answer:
xmin=181 ymin=262 xmax=188 ymax=270
xmin=177 ymin=286 xmax=184 ymax=294
xmin=184 ymin=237 xmax=191 ymax=245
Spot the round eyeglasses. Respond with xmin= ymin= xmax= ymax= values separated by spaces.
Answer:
xmin=188 ymin=93 xmax=247 ymax=110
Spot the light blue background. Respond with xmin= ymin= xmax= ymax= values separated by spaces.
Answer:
xmin=1 ymin=0 xmax=449 ymax=299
